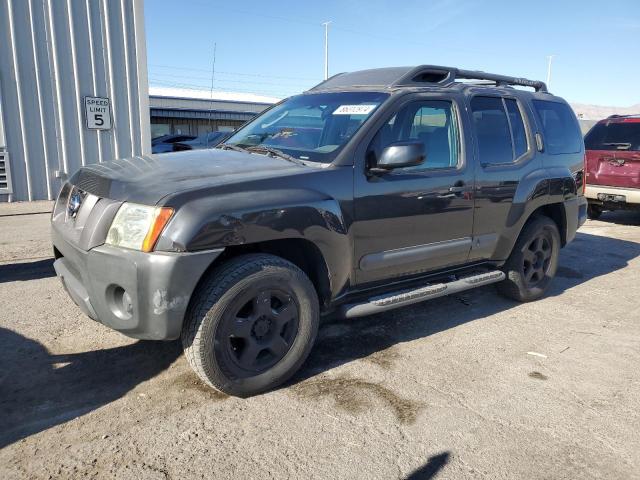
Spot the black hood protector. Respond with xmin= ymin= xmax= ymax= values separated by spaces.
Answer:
xmin=70 ymin=149 xmax=305 ymax=205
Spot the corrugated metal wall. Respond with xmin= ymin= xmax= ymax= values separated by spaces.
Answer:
xmin=0 ymin=0 xmax=150 ymax=202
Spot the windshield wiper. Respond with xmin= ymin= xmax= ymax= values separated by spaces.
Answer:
xmin=217 ymin=143 xmax=247 ymax=153
xmin=245 ymin=146 xmax=306 ymax=166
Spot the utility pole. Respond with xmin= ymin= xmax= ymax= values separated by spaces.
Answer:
xmin=208 ymin=42 xmax=217 ymax=133
xmin=546 ymin=54 xmax=555 ymax=90
xmin=322 ymin=21 xmax=331 ymax=80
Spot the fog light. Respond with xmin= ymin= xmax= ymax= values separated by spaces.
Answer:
xmin=109 ymin=285 xmax=134 ymax=320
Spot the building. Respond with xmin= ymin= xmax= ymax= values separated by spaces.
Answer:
xmin=149 ymin=87 xmax=278 ymax=138
xmin=0 ymin=0 xmax=150 ymax=202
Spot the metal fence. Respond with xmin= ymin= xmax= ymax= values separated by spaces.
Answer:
xmin=0 ymin=0 xmax=150 ymax=202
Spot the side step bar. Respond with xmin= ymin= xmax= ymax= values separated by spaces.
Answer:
xmin=341 ymin=270 xmax=506 ymax=318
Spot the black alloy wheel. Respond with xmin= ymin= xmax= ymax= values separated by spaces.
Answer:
xmin=497 ymin=215 xmax=561 ymax=302
xmin=217 ymin=287 xmax=299 ymax=377
xmin=521 ymin=232 xmax=553 ymax=289
xmin=182 ymin=253 xmax=319 ymax=397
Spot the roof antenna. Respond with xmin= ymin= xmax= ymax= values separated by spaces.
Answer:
xmin=208 ymin=42 xmax=217 ymax=134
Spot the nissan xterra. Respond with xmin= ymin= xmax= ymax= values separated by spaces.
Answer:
xmin=52 ymin=65 xmax=588 ymax=396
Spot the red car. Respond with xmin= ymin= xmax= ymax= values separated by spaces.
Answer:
xmin=584 ymin=115 xmax=640 ymax=219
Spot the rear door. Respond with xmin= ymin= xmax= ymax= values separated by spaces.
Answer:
xmin=468 ymin=95 xmax=538 ymax=261
xmin=584 ymin=118 xmax=640 ymax=189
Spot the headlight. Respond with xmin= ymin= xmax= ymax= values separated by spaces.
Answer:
xmin=106 ymin=203 xmax=174 ymax=252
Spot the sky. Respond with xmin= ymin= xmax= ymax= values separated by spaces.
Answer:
xmin=145 ymin=0 xmax=640 ymax=107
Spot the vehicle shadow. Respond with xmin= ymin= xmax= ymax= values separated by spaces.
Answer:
xmin=0 ymin=258 xmax=56 ymax=283
xmin=593 ymin=210 xmax=640 ymax=226
xmin=404 ymin=452 xmax=451 ymax=480
xmin=291 ymin=231 xmax=640 ymax=384
xmin=0 ymin=327 xmax=181 ymax=449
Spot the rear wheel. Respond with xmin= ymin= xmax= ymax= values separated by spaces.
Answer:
xmin=182 ymin=254 xmax=319 ymax=397
xmin=497 ymin=215 xmax=561 ymax=302
xmin=587 ymin=203 xmax=603 ymax=220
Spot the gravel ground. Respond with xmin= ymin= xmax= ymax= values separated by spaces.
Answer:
xmin=1 ymin=204 xmax=639 ymax=480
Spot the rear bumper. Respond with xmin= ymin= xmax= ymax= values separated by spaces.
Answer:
xmin=52 ymin=227 xmax=223 ymax=340
xmin=563 ymin=195 xmax=588 ymax=244
xmin=577 ymin=195 xmax=588 ymax=228
xmin=585 ymin=185 xmax=640 ymax=205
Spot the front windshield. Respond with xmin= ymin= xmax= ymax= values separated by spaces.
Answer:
xmin=224 ymin=91 xmax=389 ymax=163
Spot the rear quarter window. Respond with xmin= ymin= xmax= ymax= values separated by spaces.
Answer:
xmin=532 ymin=100 xmax=582 ymax=155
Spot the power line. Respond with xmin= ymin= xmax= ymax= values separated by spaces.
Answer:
xmin=148 ymin=78 xmax=293 ymax=97
xmin=149 ymin=75 xmax=310 ymax=97
xmin=174 ymin=0 xmax=507 ymax=58
xmin=147 ymin=70 xmax=314 ymax=88
xmin=149 ymin=64 xmax=320 ymax=82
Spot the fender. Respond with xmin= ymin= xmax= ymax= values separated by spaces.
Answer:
xmin=156 ymin=187 xmax=352 ymax=298
xmin=491 ymin=166 xmax=579 ymax=260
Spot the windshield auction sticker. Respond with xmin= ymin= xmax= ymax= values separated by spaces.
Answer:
xmin=333 ymin=105 xmax=376 ymax=115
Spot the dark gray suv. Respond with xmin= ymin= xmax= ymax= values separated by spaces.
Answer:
xmin=52 ymin=65 xmax=587 ymax=396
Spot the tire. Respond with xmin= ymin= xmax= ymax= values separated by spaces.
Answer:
xmin=182 ymin=253 xmax=319 ymax=397
xmin=497 ymin=215 xmax=561 ymax=302
xmin=587 ymin=203 xmax=603 ymax=220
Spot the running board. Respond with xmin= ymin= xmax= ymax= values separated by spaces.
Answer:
xmin=341 ymin=270 xmax=506 ymax=318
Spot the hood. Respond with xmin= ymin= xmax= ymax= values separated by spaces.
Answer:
xmin=69 ymin=149 xmax=306 ymax=205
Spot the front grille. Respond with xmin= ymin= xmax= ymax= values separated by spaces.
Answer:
xmin=52 ymin=181 xmax=122 ymax=252
xmin=74 ymin=168 xmax=112 ymax=198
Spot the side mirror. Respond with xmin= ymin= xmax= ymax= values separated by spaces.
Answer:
xmin=372 ymin=141 xmax=426 ymax=172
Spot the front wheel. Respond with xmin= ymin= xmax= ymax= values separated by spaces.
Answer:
xmin=497 ymin=215 xmax=561 ymax=302
xmin=182 ymin=254 xmax=319 ymax=397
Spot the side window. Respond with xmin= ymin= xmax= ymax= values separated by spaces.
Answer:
xmin=532 ymin=100 xmax=582 ymax=155
xmin=471 ymin=96 xmax=530 ymax=165
xmin=368 ymin=100 xmax=459 ymax=171
xmin=471 ymin=97 xmax=513 ymax=165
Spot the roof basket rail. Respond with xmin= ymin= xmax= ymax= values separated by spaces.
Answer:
xmin=393 ymin=65 xmax=548 ymax=93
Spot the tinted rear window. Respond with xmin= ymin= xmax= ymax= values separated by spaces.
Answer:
xmin=584 ymin=121 xmax=640 ymax=151
xmin=532 ymin=100 xmax=582 ymax=155
xmin=471 ymin=97 xmax=513 ymax=165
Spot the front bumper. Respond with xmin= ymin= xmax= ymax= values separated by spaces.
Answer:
xmin=52 ymin=227 xmax=223 ymax=340
xmin=585 ymin=185 xmax=640 ymax=206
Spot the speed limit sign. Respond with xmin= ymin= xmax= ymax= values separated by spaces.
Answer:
xmin=84 ymin=96 xmax=112 ymax=130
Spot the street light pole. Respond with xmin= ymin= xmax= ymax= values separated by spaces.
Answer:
xmin=322 ymin=21 xmax=331 ymax=80
xmin=546 ymin=55 xmax=555 ymax=90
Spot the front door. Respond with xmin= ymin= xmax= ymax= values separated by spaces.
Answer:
xmin=352 ymin=95 xmax=475 ymax=285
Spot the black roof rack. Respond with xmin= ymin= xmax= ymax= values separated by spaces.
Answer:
xmin=310 ymin=65 xmax=548 ymax=93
